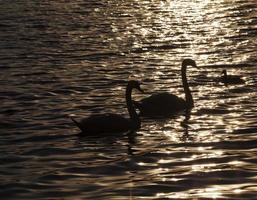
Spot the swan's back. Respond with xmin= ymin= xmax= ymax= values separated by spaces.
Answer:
xmin=135 ymin=92 xmax=186 ymax=117
xmin=76 ymin=114 xmax=134 ymax=134
xmin=222 ymin=75 xmax=245 ymax=84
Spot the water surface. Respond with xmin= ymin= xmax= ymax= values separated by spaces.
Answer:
xmin=1 ymin=0 xmax=257 ymax=199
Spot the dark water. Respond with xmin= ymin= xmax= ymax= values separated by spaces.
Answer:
xmin=1 ymin=0 xmax=257 ymax=199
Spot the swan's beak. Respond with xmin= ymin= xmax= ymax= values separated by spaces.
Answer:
xmin=138 ymin=87 xmax=144 ymax=93
xmin=221 ymin=70 xmax=226 ymax=75
xmin=137 ymin=84 xmax=144 ymax=93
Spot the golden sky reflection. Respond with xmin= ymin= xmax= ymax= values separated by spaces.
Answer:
xmin=106 ymin=0 xmax=255 ymax=67
xmin=150 ymin=145 xmax=252 ymax=199
xmin=156 ymin=183 xmax=252 ymax=199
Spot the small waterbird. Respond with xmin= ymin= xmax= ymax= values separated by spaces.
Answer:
xmin=220 ymin=69 xmax=245 ymax=84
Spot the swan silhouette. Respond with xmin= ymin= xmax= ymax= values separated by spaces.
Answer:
xmin=72 ymin=80 xmax=143 ymax=135
xmin=133 ymin=59 xmax=197 ymax=117
xmin=220 ymin=69 xmax=245 ymax=84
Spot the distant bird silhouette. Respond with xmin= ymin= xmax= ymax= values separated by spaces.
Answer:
xmin=220 ymin=69 xmax=245 ymax=84
xmin=71 ymin=80 xmax=143 ymax=135
xmin=133 ymin=59 xmax=197 ymax=118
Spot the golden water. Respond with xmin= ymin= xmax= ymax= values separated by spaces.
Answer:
xmin=0 ymin=0 xmax=257 ymax=199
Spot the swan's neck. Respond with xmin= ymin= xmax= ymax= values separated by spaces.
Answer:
xmin=182 ymin=64 xmax=194 ymax=108
xmin=126 ymin=86 xmax=140 ymax=129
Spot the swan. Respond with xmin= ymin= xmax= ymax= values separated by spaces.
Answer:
xmin=133 ymin=59 xmax=197 ymax=117
xmin=71 ymin=80 xmax=143 ymax=135
xmin=220 ymin=69 xmax=245 ymax=84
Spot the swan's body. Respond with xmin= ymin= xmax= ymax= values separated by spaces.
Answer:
xmin=133 ymin=92 xmax=186 ymax=117
xmin=134 ymin=59 xmax=197 ymax=118
xmin=220 ymin=69 xmax=245 ymax=84
xmin=72 ymin=114 xmax=136 ymax=134
xmin=72 ymin=80 xmax=143 ymax=135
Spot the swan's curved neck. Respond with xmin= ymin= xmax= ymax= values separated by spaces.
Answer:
xmin=181 ymin=64 xmax=194 ymax=108
xmin=126 ymin=86 xmax=140 ymax=129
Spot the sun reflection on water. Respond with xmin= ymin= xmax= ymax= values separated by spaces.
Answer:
xmin=156 ymin=186 xmax=224 ymax=199
xmin=156 ymin=184 xmax=249 ymax=199
xmin=191 ymin=163 xmax=217 ymax=172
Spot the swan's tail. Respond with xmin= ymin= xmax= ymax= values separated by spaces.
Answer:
xmin=71 ymin=117 xmax=83 ymax=131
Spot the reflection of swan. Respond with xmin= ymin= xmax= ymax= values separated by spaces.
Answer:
xmin=134 ymin=59 xmax=197 ymax=117
xmin=72 ymin=80 xmax=143 ymax=135
xmin=221 ymin=69 xmax=245 ymax=84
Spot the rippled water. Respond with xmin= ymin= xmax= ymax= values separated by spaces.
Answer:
xmin=1 ymin=0 xmax=257 ymax=199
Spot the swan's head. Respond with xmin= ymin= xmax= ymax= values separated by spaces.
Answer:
xmin=128 ymin=80 xmax=144 ymax=93
xmin=182 ymin=59 xmax=197 ymax=68
xmin=221 ymin=69 xmax=227 ymax=75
